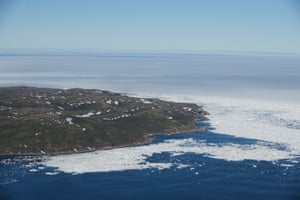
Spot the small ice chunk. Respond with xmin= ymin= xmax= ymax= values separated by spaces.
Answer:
xmin=280 ymin=163 xmax=294 ymax=167
xmin=96 ymin=111 xmax=102 ymax=115
xmin=82 ymin=128 xmax=86 ymax=131
xmin=167 ymin=116 xmax=173 ymax=120
xmin=45 ymin=172 xmax=59 ymax=176
xmin=106 ymin=100 xmax=112 ymax=104
xmin=114 ymin=101 xmax=119 ymax=105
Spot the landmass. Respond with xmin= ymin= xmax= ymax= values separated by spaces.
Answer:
xmin=0 ymin=87 xmax=208 ymax=155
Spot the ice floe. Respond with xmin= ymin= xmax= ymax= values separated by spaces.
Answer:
xmin=43 ymin=137 xmax=294 ymax=174
xmin=45 ymin=172 xmax=60 ymax=176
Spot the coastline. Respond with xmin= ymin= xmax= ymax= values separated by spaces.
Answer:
xmin=0 ymin=126 xmax=207 ymax=157
xmin=0 ymin=86 xmax=208 ymax=156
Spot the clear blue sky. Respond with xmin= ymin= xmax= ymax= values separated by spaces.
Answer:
xmin=0 ymin=0 xmax=300 ymax=53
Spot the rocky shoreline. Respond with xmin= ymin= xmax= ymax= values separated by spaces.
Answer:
xmin=0 ymin=87 xmax=208 ymax=155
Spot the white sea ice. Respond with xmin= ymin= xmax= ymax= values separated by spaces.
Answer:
xmin=43 ymin=94 xmax=300 ymax=174
xmin=43 ymin=137 xmax=294 ymax=174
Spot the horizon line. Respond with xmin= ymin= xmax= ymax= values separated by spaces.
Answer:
xmin=0 ymin=48 xmax=300 ymax=57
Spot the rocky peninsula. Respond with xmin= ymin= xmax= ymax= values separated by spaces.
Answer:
xmin=0 ymin=87 xmax=207 ymax=155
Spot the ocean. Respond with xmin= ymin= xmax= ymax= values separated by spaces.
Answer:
xmin=0 ymin=53 xmax=300 ymax=199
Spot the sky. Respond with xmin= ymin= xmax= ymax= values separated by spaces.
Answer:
xmin=0 ymin=0 xmax=300 ymax=54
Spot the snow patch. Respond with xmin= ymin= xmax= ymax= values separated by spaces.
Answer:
xmin=183 ymin=107 xmax=192 ymax=111
xmin=75 ymin=112 xmax=94 ymax=118
xmin=65 ymin=117 xmax=73 ymax=125
xmin=140 ymin=99 xmax=152 ymax=104
xmin=58 ymin=106 xmax=64 ymax=110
